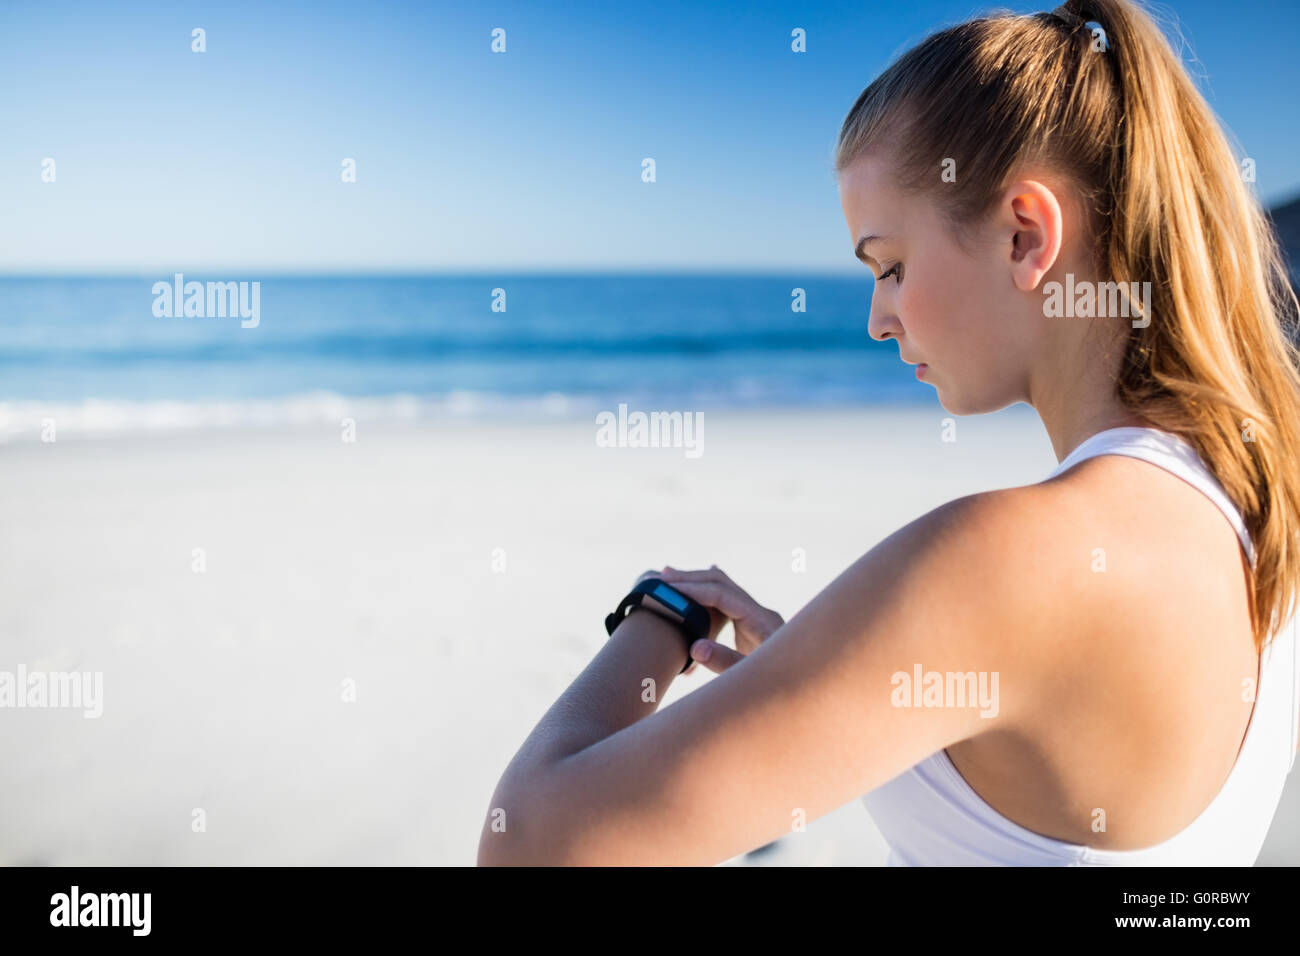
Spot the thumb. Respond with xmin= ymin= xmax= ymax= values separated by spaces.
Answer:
xmin=689 ymin=638 xmax=744 ymax=674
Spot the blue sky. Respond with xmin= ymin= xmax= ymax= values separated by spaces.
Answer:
xmin=3 ymin=0 xmax=1297 ymax=273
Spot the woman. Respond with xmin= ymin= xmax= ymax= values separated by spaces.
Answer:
xmin=478 ymin=0 xmax=1300 ymax=866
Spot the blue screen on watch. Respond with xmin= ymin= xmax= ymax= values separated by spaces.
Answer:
xmin=651 ymin=583 xmax=690 ymax=613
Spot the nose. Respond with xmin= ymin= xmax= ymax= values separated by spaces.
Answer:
xmin=866 ymin=284 xmax=902 ymax=344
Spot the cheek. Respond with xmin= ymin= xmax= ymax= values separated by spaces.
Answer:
xmin=903 ymin=253 xmax=997 ymax=357
xmin=898 ymin=262 xmax=958 ymax=349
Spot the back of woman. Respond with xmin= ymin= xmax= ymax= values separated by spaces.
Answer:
xmin=862 ymin=427 xmax=1299 ymax=864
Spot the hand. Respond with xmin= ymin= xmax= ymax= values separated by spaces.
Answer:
xmin=658 ymin=565 xmax=785 ymax=674
xmin=628 ymin=567 xmax=726 ymax=676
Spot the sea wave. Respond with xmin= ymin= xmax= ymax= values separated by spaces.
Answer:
xmin=0 ymin=391 xmax=603 ymax=442
xmin=0 ymin=383 xmax=930 ymax=442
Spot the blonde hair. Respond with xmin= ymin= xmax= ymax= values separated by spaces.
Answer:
xmin=836 ymin=0 xmax=1300 ymax=654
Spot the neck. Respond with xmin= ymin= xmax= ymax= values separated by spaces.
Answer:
xmin=1027 ymin=318 xmax=1155 ymax=463
xmin=1039 ymin=400 xmax=1154 ymax=463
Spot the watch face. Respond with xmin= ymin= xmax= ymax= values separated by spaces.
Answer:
xmin=651 ymin=582 xmax=690 ymax=614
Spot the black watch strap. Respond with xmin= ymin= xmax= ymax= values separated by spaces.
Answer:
xmin=605 ymin=577 xmax=710 ymax=674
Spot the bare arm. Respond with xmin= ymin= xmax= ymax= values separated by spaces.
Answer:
xmin=478 ymin=608 xmax=695 ymax=863
xmin=478 ymin=489 xmax=1054 ymax=865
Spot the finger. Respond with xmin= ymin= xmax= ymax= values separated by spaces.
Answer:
xmin=661 ymin=564 xmax=734 ymax=586
xmin=664 ymin=580 xmax=763 ymax=628
xmin=690 ymin=638 xmax=745 ymax=674
xmin=660 ymin=570 xmax=783 ymax=633
xmin=662 ymin=566 xmax=755 ymax=609
xmin=706 ymin=563 xmax=739 ymax=588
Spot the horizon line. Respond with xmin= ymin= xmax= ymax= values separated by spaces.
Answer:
xmin=0 ymin=267 xmax=868 ymax=280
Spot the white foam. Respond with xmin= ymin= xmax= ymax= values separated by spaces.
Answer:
xmin=0 ymin=390 xmax=606 ymax=442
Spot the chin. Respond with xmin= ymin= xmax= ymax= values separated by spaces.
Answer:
xmin=933 ymin=383 xmax=967 ymax=415
xmin=936 ymin=385 xmax=1012 ymax=417
xmin=937 ymin=394 xmax=972 ymax=416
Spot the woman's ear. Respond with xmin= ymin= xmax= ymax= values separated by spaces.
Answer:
xmin=1000 ymin=179 xmax=1063 ymax=292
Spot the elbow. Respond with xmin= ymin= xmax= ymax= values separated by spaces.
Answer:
xmin=477 ymin=824 xmax=570 ymax=867
xmin=478 ymin=819 xmax=579 ymax=867
xmin=476 ymin=821 xmax=503 ymax=866
xmin=477 ymin=783 xmax=578 ymax=866
xmin=476 ymin=835 xmax=513 ymax=867
xmin=477 ymin=795 xmax=528 ymax=866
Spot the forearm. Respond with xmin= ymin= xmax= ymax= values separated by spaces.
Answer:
xmin=478 ymin=609 xmax=691 ymax=863
xmin=501 ymin=608 xmax=689 ymax=782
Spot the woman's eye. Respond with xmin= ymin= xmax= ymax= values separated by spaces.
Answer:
xmin=879 ymin=263 xmax=902 ymax=283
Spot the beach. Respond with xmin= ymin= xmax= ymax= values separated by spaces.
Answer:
xmin=2 ymin=403 xmax=1295 ymax=865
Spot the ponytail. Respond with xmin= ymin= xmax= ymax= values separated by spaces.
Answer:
xmin=837 ymin=0 xmax=1300 ymax=653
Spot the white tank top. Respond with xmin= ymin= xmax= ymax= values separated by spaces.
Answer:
xmin=860 ymin=426 xmax=1300 ymax=865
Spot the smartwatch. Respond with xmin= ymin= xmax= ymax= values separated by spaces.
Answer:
xmin=605 ymin=577 xmax=711 ymax=674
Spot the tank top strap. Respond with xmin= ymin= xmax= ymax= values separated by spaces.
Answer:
xmin=1047 ymin=426 xmax=1257 ymax=568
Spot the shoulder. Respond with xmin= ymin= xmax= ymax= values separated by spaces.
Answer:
xmin=864 ymin=482 xmax=1139 ymax=693
xmin=871 ymin=483 xmax=1097 ymax=630
xmin=770 ymin=484 xmax=1097 ymax=736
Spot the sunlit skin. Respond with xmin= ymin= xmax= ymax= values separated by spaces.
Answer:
xmin=477 ymin=153 xmax=1267 ymax=867
xmin=835 ymin=149 xmax=1262 ymax=844
xmin=839 ymin=151 xmax=1153 ymax=460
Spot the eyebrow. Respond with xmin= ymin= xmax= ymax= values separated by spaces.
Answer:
xmin=854 ymin=234 xmax=886 ymax=264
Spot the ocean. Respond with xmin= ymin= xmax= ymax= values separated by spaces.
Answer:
xmin=0 ymin=273 xmax=930 ymax=439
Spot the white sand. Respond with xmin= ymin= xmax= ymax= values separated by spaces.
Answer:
xmin=0 ymin=403 xmax=1295 ymax=865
